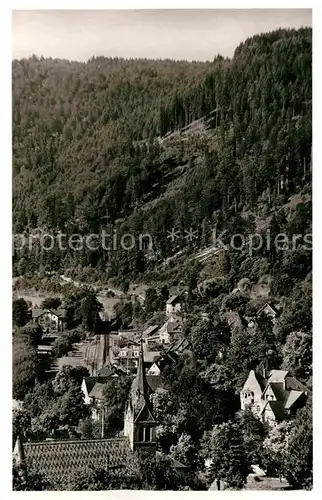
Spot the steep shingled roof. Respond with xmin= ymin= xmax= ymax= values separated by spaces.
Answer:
xmin=167 ymin=338 xmax=191 ymax=354
xmin=146 ymin=375 xmax=163 ymax=392
xmin=32 ymin=308 xmax=67 ymax=319
xmin=262 ymin=371 xmax=311 ymax=401
xmin=268 ymin=382 xmax=288 ymax=403
xmin=88 ymin=382 xmax=106 ymax=401
xmin=262 ymin=400 xmax=288 ymax=420
xmin=257 ymin=302 xmax=278 ymax=317
xmin=142 ymin=325 xmax=159 ymax=338
xmin=284 ymin=390 xmax=304 ymax=409
xmin=83 ymin=376 xmax=110 ymax=394
xmin=166 ymin=295 xmax=181 ymax=305
xmin=128 ymin=342 xmax=163 ymax=421
xmin=267 ymin=370 xmax=289 ymax=383
xmin=14 ymin=437 xmax=131 ymax=482
xmin=242 ymin=369 xmax=267 ymax=393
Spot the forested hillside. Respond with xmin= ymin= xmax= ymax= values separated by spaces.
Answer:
xmin=12 ymin=27 xmax=311 ymax=290
xmin=12 ymin=27 xmax=313 ymax=490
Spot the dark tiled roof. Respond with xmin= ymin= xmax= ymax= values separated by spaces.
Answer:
xmin=167 ymin=321 xmax=182 ymax=334
xmin=22 ymin=437 xmax=131 ymax=481
xmin=166 ymin=295 xmax=180 ymax=305
xmin=146 ymin=375 xmax=163 ymax=392
xmin=143 ymin=325 xmax=159 ymax=338
xmin=83 ymin=376 xmax=110 ymax=394
xmin=257 ymin=303 xmax=278 ymax=317
xmin=265 ymin=401 xmax=288 ymax=420
xmin=284 ymin=390 xmax=304 ymax=409
xmin=269 ymin=382 xmax=288 ymax=403
xmin=96 ymin=366 xmax=114 ymax=377
xmin=170 ymin=458 xmax=189 ymax=470
xmin=32 ymin=308 xmax=45 ymax=319
xmin=168 ymin=338 xmax=191 ymax=354
xmin=88 ymin=383 xmax=106 ymax=401
xmin=285 ymin=375 xmax=312 ymax=395
xmin=255 ymin=372 xmax=267 ymax=391
xmin=32 ymin=308 xmax=67 ymax=319
xmin=56 ymin=309 xmax=67 ymax=318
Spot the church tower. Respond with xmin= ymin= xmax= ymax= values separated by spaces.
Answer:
xmin=123 ymin=341 xmax=157 ymax=452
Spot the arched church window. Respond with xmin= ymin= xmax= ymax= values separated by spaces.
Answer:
xmin=144 ymin=427 xmax=151 ymax=442
xmin=138 ymin=427 xmax=144 ymax=442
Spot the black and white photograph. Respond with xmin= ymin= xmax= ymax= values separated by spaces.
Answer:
xmin=10 ymin=5 xmax=313 ymax=492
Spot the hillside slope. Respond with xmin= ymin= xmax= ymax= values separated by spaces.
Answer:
xmin=12 ymin=28 xmax=312 ymax=294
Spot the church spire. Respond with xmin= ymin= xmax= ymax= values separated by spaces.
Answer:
xmin=124 ymin=338 xmax=157 ymax=452
xmin=136 ymin=339 xmax=147 ymax=400
xmin=13 ymin=432 xmax=27 ymax=475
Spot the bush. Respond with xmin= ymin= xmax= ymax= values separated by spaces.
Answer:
xmin=51 ymin=336 xmax=71 ymax=357
xmin=13 ymin=334 xmax=40 ymax=399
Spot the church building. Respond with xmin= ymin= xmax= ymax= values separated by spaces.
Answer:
xmin=124 ymin=342 xmax=161 ymax=451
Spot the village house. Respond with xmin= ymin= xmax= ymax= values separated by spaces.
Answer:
xmin=130 ymin=289 xmax=146 ymax=307
xmin=110 ymin=338 xmax=160 ymax=375
xmin=82 ymin=374 xmax=113 ymax=405
xmin=165 ymin=295 xmax=182 ymax=317
xmin=143 ymin=334 xmax=161 ymax=347
xmin=240 ymin=369 xmax=311 ymax=425
xmin=111 ymin=339 xmax=141 ymax=371
xmin=12 ymin=399 xmax=23 ymax=411
xmin=147 ymin=361 xmax=162 ymax=376
xmin=158 ymin=317 xmax=183 ymax=344
xmin=98 ymin=310 xmax=110 ymax=322
xmin=142 ymin=325 xmax=161 ymax=347
xmin=88 ymin=383 xmax=108 ymax=421
xmin=142 ymin=324 xmax=159 ymax=340
xmin=142 ymin=318 xmax=183 ymax=347
xmin=32 ymin=308 xmax=67 ymax=334
xmin=201 ymin=312 xmax=210 ymax=321
xmin=147 ymin=338 xmax=191 ymax=376
xmin=246 ymin=302 xmax=279 ymax=329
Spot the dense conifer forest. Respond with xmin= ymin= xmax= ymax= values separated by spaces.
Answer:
xmin=13 ymin=27 xmax=311 ymax=286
